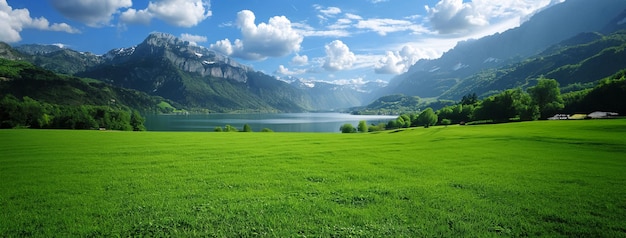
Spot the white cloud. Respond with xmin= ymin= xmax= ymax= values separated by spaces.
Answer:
xmin=319 ymin=6 xmax=341 ymax=17
xmin=211 ymin=10 xmax=303 ymax=61
xmin=293 ymin=22 xmax=350 ymax=37
xmin=314 ymin=5 xmax=342 ymax=21
xmin=147 ymin=0 xmax=211 ymax=27
xmin=0 ymin=0 xmax=79 ymax=43
xmin=356 ymin=18 xmax=429 ymax=36
xmin=210 ymin=38 xmax=236 ymax=55
xmin=291 ymin=54 xmax=308 ymax=66
xmin=425 ymin=0 xmax=555 ymax=35
xmin=345 ymin=13 xmax=363 ymax=20
xmin=119 ymin=8 xmax=152 ymax=25
xmin=120 ymin=0 xmax=212 ymax=27
xmin=323 ymin=40 xmax=356 ymax=71
xmin=275 ymin=65 xmax=307 ymax=76
xmin=50 ymin=0 xmax=131 ymax=27
xmin=180 ymin=33 xmax=207 ymax=46
xmin=374 ymin=45 xmax=425 ymax=74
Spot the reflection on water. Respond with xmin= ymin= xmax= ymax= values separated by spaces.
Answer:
xmin=144 ymin=113 xmax=397 ymax=132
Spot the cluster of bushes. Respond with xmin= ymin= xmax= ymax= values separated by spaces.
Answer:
xmin=340 ymin=108 xmax=440 ymax=133
xmin=0 ymin=94 xmax=145 ymax=131
xmin=213 ymin=124 xmax=273 ymax=132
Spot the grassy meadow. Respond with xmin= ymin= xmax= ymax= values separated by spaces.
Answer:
xmin=1 ymin=119 xmax=625 ymax=237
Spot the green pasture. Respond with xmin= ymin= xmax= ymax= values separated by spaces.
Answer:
xmin=1 ymin=120 xmax=625 ymax=237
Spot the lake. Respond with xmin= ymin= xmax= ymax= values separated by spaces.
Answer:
xmin=144 ymin=113 xmax=398 ymax=132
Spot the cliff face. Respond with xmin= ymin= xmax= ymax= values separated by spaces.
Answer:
xmin=104 ymin=32 xmax=250 ymax=83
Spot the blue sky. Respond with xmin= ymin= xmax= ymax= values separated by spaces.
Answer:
xmin=2 ymin=0 xmax=562 ymax=84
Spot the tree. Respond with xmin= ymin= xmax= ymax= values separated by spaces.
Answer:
xmin=461 ymin=93 xmax=478 ymax=105
xmin=340 ymin=123 xmax=356 ymax=133
xmin=261 ymin=128 xmax=274 ymax=132
xmin=214 ymin=126 xmax=223 ymax=132
xmin=441 ymin=118 xmax=451 ymax=126
xmin=472 ymin=88 xmax=539 ymax=122
xmin=357 ymin=120 xmax=368 ymax=133
xmin=242 ymin=124 xmax=252 ymax=132
xmin=386 ymin=120 xmax=399 ymax=130
xmin=418 ymin=108 xmax=438 ymax=128
xmin=399 ymin=114 xmax=411 ymax=128
xmin=368 ymin=123 xmax=386 ymax=132
xmin=224 ymin=125 xmax=238 ymax=132
xmin=528 ymin=78 xmax=564 ymax=118
xmin=130 ymin=110 xmax=146 ymax=131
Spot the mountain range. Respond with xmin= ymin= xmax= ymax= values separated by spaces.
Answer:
xmin=2 ymin=0 xmax=626 ymax=113
xmin=6 ymin=32 xmax=386 ymax=112
xmin=379 ymin=0 xmax=626 ymax=100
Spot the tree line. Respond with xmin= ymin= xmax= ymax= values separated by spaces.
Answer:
xmin=0 ymin=94 xmax=145 ymax=131
xmin=341 ymin=76 xmax=625 ymax=133
xmin=213 ymin=124 xmax=273 ymax=132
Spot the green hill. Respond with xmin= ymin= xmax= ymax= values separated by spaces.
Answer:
xmin=0 ymin=58 xmax=178 ymax=130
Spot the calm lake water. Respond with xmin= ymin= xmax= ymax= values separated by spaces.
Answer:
xmin=144 ymin=113 xmax=398 ymax=132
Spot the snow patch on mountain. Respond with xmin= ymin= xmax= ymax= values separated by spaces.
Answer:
xmin=452 ymin=63 xmax=468 ymax=71
xmin=483 ymin=57 xmax=500 ymax=63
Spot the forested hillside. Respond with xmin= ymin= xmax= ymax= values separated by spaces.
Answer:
xmin=0 ymin=59 xmax=175 ymax=130
xmin=439 ymin=30 xmax=626 ymax=99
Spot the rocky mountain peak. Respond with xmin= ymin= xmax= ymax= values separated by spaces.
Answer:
xmin=102 ymin=32 xmax=251 ymax=83
xmin=143 ymin=32 xmax=187 ymax=48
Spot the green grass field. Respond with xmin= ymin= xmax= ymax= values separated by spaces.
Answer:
xmin=1 ymin=120 xmax=625 ymax=237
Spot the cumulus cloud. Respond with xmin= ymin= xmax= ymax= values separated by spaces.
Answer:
xmin=50 ymin=0 xmax=131 ymax=27
xmin=119 ymin=8 xmax=152 ymax=25
xmin=375 ymin=45 xmax=429 ymax=74
xmin=425 ymin=0 xmax=487 ymax=34
xmin=120 ymin=0 xmax=212 ymax=27
xmin=323 ymin=40 xmax=356 ymax=71
xmin=275 ymin=65 xmax=307 ymax=76
xmin=0 ymin=0 xmax=79 ymax=43
xmin=180 ymin=33 xmax=207 ymax=45
xmin=210 ymin=10 xmax=303 ymax=61
xmin=291 ymin=54 xmax=308 ymax=66
xmin=425 ymin=0 xmax=555 ymax=35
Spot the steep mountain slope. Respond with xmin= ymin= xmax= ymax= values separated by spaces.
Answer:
xmin=0 ymin=42 xmax=25 ymax=60
xmin=15 ymin=45 xmax=103 ymax=75
xmin=439 ymin=30 xmax=626 ymax=99
xmin=77 ymin=33 xmax=313 ymax=112
xmin=381 ymin=0 xmax=626 ymax=99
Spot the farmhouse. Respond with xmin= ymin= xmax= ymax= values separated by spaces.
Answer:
xmin=547 ymin=112 xmax=619 ymax=120
xmin=587 ymin=111 xmax=619 ymax=119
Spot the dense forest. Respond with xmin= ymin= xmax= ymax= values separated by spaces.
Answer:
xmin=0 ymin=59 xmax=175 ymax=130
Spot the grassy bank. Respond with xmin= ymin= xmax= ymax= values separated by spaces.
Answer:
xmin=1 ymin=120 xmax=625 ymax=236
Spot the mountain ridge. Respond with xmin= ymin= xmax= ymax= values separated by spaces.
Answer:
xmin=381 ymin=0 xmax=626 ymax=100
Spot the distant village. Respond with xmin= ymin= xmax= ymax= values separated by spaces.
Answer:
xmin=548 ymin=111 xmax=620 ymax=120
